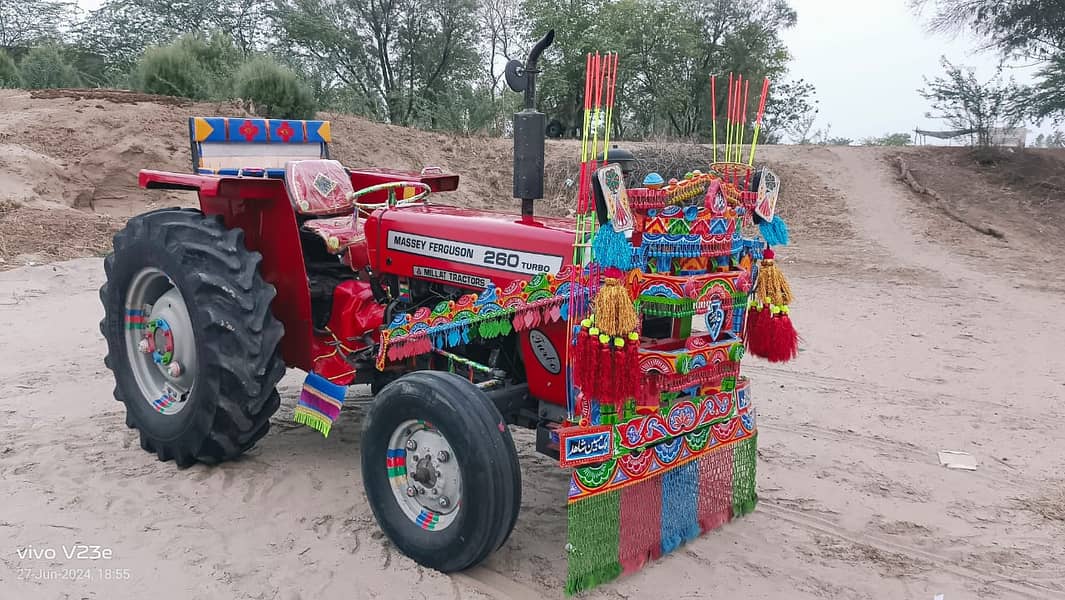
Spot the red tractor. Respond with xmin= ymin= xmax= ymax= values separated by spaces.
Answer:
xmin=101 ymin=33 xmax=574 ymax=571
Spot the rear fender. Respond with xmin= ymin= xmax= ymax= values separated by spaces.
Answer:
xmin=139 ymin=170 xmax=315 ymax=370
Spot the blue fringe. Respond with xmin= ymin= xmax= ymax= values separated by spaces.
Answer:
xmin=759 ymin=215 xmax=790 ymax=246
xmin=659 ymin=461 xmax=701 ymax=554
xmin=591 ymin=224 xmax=634 ymax=270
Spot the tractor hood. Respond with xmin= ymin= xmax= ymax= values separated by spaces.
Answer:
xmin=363 ymin=204 xmax=577 ymax=291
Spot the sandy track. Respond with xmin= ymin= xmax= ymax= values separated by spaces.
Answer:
xmin=2 ymin=147 xmax=1064 ymax=600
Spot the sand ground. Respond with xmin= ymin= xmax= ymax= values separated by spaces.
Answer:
xmin=1 ymin=135 xmax=1064 ymax=599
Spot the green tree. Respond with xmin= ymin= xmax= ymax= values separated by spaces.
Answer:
xmin=273 ymin=0 xmax=482 ymax=127
xmin=234 ymin=56 xmax=317 ymax=119
xmin=18 ymin=45 xmax=81 ymax=89
xmin=761 ymin=78 xmax=818 ymax=143
xmin=522 ymin=0 xmax=798 ymax=139
xmin=74 ymin=0 xmax=269 ymax=82
xmin=914 ymin=1 xmax=1065 ymax=121
xmin=919 ymin=57 xmax=1026 ymax=147
xmin=135 ymin=44 xmax=209 ymax=98
xmin=0 ymin=0 xmax=75 ymax=47
xmin=0 ymin=51 xmax=20 ymax=88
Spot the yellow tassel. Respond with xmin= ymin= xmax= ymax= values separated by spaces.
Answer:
xmin=592 ymin=277 xmax=638 ymax=337
xmin=755 ymin=255 xmax=793 ymax=307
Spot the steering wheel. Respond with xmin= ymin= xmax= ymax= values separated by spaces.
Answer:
xmin=347 ymin=181 xmax=432 ymax=212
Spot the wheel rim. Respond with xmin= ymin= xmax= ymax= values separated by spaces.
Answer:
xmin=123 ymin=267 xmax=198 ymax=416
xmin=386 ymin=419 xmax=462 ymax=531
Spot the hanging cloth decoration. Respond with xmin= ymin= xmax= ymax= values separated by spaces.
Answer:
xmin=294 ymin=371 xmax=348 ymax=437
xmin=745 ymin=248 xmax=799 ymax=363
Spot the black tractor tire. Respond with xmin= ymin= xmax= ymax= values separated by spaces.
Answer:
xmin=99 ymin=208 xmax=286 ymax=467
xmin=361 ymin=371 xmax=521 ymax=571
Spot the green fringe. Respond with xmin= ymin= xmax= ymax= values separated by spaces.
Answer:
xmin=293 ymin=409 xmax=333 ymax=438
xmin=731 ymin=433 xmax=758 ymax=517
xmin=565 ymin=491 xmax=621 ymax=596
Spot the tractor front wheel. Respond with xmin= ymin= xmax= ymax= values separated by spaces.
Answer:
xmin=361 ymin=371 xmax=521 ymax=572
xmin=99 ymin=208 xmax=286 ymax=467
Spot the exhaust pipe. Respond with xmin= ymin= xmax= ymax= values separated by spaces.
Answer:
xmin=507 ymin=29 xmax=555 ymax=220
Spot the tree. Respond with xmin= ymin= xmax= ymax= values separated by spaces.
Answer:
xmin=18 ymin=44 xmax=81 ymax=89
xmin=523 ymin=0 xmax=798 ymax=139
xmin=75 ymin=0 xmax=270 ymax=82
xmin=913 ymin=1 xmax=1065 ymax=121
xmin=273 ymin=0 xmax=482 ymax=127
xmin=0 ymin=0 xmax=75 ymax=47
xmin=235 ymin=56 xmax=317 ymax=118
xmin=0 ymin=50 xmax=19 ymax=88
xmin=761 ymin=78 xmax=818 ymax=143
xmin=919 ymin=57 xmax=1027 ymax=147
xmin=862 ymin=132 xmax=912 ymax=146
xmin=1034 ymin=133 xmax=1046 ymax=147
xmin=1031 ymin=56 xmax=1065 ymax=123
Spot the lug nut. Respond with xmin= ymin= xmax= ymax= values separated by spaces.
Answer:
xmin=167 ymin=362 xmax=182 ymax=377
xmin=437 ymin=450 xmax=450 ymax=463
xmin=405 ymin=439 xmax=417 ymax=451
xmin=406 ymin=486 xmax=417 ymax=497
xmin=138 ymin=339 xmax=151 ymax=353
xmin=438 ymin=496 xmax=450 ymax=508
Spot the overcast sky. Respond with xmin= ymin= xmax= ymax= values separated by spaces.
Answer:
xmin=781 ymin=0 xmax=1050 ymax=141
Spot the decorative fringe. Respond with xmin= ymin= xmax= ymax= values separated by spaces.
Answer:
xmin=758 ymin=214 xmax=790 ymax=246
xmin=592 ymin=223 xmax=634 ymax=270
xmin=294 ymin=372 xmax=347 ymax=437
xmin=660 ymin=461 xmax=701 ymax=553
xmin=592 ymin=277 xmax=638 ymax=338
xmin=753 ymin=248 xmax=792 ymax=307
xmin=566 ymin=491 xmax=622 ymax=596
xmin=696 ymin=442 xmax=733 ymax=532
xmin=619 ymin=475 xmax=662 ymax=574
xmin=732 ymin=434 xmax=759 ymax=516
xmin=565 ymin=432 xmax=758 ymax=595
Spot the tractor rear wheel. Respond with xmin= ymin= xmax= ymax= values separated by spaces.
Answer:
xmin=99 ymin=208 xmax=285 ymax=467
xmin=361 ymin=371 xmax=521 ymax=572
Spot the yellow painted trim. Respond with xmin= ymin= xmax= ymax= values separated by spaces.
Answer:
xmin=317 ymin=121 xmax=332 ymax=143
xmin=193 ymin=117 xmax=214 ymax=142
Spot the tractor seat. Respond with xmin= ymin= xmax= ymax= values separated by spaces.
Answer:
xmin=303 ymin=215 xmax=363 ymax=254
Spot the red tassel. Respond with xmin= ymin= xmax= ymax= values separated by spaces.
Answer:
xmin=745 ymin=306 xmax=772 ymax=360
xmin=600 ymin=340 xmax=615 ymax=406
xmin=746 ymin=307 xmax=799 ymax=363
xmin=764 ymin=311 xmax=799 ymax=363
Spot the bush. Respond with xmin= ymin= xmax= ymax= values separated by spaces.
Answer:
xmin=18 ymin=45 xmax=81 ymax=89
xmin=135 ymin=45 xmax=209 ymax=99
xmin=174 ymin=32 xmax=242 ymax=98
xmin=0 ymin=51 xmax=19 ymax=88
xmin=235 ymin=57 xmax=317 ymax=119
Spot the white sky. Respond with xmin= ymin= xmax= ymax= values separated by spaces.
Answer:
xmin=781 ymin=0 xmax=1051 ymax=142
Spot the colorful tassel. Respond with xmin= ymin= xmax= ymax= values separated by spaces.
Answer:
xmin=753 ymin=248 xmax=792 ymax=307
xmin=293 ymin=372 xmax=347 ymax=437
xmin=758 ymin=215 xmax=790 ymax=246
xmin=592 ymin=275 xmax=638 ymax=338
xmin=592 ymin=223 xmax=634 ymax=270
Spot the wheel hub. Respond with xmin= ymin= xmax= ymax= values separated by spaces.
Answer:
xmin=387 ymin=420 xmax=462 ymax=531
xmin=124 ymin=269 xmax=198 ymax=416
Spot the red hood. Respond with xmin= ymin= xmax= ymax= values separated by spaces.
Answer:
xmin=363 ymin=204 xmax=577 ymax=290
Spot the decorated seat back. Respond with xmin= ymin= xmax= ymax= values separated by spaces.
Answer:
xmin=284 ymin=159 xmax=355 ymax=216
xmin=188 ymin=117 xmax=332 ymax=176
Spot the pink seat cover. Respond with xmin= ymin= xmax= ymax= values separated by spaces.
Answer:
xmin=285 ymin=159 xmax=355 ymax=216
